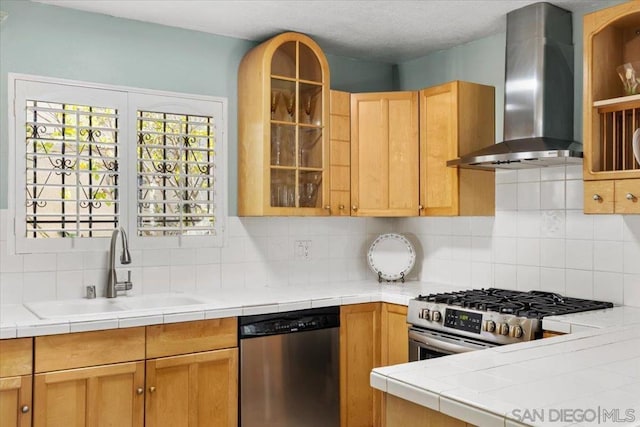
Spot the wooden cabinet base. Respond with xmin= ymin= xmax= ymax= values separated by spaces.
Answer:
xmin=385 ymin=394 xmax=475 ymax=427
xmin=0 ymin=375 xmax=32 ymax=427
xmin=34 ymin=361 xmax=145 ymax=427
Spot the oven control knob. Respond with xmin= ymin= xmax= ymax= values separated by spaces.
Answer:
xmin=431 ymin=311 xmax=442 ymax=322
xmin=499 ymin=323 xmax=510 ymax=336
xmin=510 ymin=325 xmax=523 ymax=338
xmin=420 ymin=309 xmax=430 ymax=320
xmin=484 ymin=320 xmax=496 ymax=332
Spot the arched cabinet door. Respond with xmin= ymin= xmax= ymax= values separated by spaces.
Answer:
xmin=238 ymin=32 xmax=331 ymax=216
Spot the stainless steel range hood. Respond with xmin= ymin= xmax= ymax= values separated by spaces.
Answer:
xmin=448 ymin=2 xmax=583 ymax=170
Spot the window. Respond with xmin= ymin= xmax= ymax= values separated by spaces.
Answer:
xmin=10 ymin=75 xmax=226 ymax=253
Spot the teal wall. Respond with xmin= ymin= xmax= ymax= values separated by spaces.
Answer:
xmin=395 ymin=32 xmax=506 ymax=142
xmin=395 ymin=1 xmax=627 ymax=144
xmin=0 ymin=0 xmax=394 ymax=213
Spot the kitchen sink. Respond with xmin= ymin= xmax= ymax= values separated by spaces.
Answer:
xmin=25 ymin=298 xmax=126 ymax=319
xmin=118 ymin=294 xmax=209 ymax=311
xmin=25 ymin=293 xmax=210 ymax=319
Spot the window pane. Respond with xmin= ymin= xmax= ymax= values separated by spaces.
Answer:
xmin=24 ymin=100 xmax=120 ymax=239
xmin=137 ymin=110 xmax=217 ymax=237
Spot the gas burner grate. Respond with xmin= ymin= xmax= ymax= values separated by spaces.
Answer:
xmin=416 ymin=288 xmax=614 ymax=319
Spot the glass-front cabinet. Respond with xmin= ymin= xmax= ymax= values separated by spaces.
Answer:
xmin=238 ymin=32 xmax=330 ymax=215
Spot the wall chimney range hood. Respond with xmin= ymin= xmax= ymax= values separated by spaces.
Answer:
xmin=448 ymin=2 xmax=583 ymax=170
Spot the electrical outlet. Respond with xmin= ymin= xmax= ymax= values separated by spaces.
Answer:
xmin=294 ymin=240 xmax=311 ymax=260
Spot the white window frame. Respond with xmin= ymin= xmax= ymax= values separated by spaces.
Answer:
xmin=8 ymin=73 xmax=227 ymax=254
xmin=128 ymin=92 xmax=225 ymax=250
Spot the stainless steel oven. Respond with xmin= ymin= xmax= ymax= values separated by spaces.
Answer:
xmin=407 ymin=288 xmax=614 ymax=361
xmin=408 ymin=327 xmax=496 ymax=361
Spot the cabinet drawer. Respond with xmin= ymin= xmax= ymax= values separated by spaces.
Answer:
xmin=0 ymin=338 xmax=32 ymax=377
xmin=614 ymin=179 xmax=640 ymax=214
xmin=35 ymin=328 xmax=145 ymax=373
xmin=146 ymin=317 xmax=237 ymax=358
xmin=584 ymin=181 xmax=614 ymax=214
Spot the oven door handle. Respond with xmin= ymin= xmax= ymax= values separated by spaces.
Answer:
xmin=408 ymin=330 xmax=478 ymax=354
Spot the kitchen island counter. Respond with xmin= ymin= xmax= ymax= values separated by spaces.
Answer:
xmin=372 ymin=324 xmax=640 ymax=426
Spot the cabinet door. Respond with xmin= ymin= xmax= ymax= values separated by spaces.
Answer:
xmin=614 ymin=179 xmax=640 ymax=214
xmin=340 ymin=303 xmax=381 ymax=427
xmin=329 ymin=89 xmax=351 ymax=216
xmin=381 ymin=304 xmax=408 ymax=366
xmin=0 ymin=376 xmax=32 ymax=427
xmin=420 ymin=81 xmax=495 ymax=216
xmin=145 ymin=348 xmax=238 ymax=427
xmin=33 ymin=361 xmax=144 ymax=427
xmin=584 ymin=180 xmax=615 ymax=214
xmin=351 ymin=92 xmax=419 ymax=216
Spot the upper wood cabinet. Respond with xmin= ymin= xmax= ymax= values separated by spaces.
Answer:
xmin=0 ymin=338 xmax=33 ymax=427
xmin=583 ymin=1 xmax=640 ymax=213
xmin=329 ymin=90 xmax=351 ymax=216
xmin=351 ymin=91 xmax=420 ymax=217
xmin=238 ymin=32 xmax=331 ymax=216
xmin=419 ymin=81 xmax=495 ymax=216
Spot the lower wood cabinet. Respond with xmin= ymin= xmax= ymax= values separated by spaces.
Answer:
xmin=340 ymin=303 xmax=409 ymax=427
xmin=145 ymin=348 xmax=238 ymax=427
xmin=0 ymin=338 xmax=33 ymax=427
xmin=385 ymin=394 xmax=474 ymax=427
xmin=26 ymin=318 xmax=238 ymax=427
xmin=34 ymin=362 xmax=145 ymax=427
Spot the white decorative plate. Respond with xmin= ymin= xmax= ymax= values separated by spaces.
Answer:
xmin=367 ymin=233 xmax=416 ymax=282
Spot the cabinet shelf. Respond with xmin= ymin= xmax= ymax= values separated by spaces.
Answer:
xmin=593 ymin=94 xmax=640 ymax=111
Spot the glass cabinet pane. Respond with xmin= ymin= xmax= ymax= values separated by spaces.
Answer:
xmin=271 ymin=124 xmax=296 ymax=167
xmin=299 ymin=43 xmax=322 ymax=82
xmin=299 ymin=127 xmax=323 ymax=168
xmin=271 ymin=41 xmax=296 ymax=78
xmin=299 ymin=83 xmax=323 ymax=126
xmin=298 ymin=170 xmax=323 ymax=208
xmin=271 ymin=79 xmax=296 ymax=123
xmin=271 ymin=169 xmax=296 ymax=207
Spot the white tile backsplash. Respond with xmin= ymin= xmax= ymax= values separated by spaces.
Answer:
xmin=2 ymin=166 xmax=640 ymax=307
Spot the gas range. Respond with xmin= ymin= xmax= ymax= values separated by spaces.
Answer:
xmin=408 ymin=288 xmax=614 ymax=346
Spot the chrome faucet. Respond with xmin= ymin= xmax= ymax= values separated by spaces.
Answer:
xmin=106 ymin=227 xmax=132 ymax=298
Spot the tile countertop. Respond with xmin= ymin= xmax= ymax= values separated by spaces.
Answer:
xmin=542 ymin=306 xmax=640 ymax=334
xmin=373 ymin=319 xmax=640 ymax=427
xmin=0 ymin=280 xmax=461 ymax=339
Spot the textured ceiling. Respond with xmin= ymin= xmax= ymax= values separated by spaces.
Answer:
xmin=33 ymin=0 xmax=609 ymax=63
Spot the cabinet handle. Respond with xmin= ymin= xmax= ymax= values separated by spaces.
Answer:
xmin=592 ymin=194 xmax=602 ymax=201
xmin=324 ymin=205 xmax=331 ymax=210
xmin=626 ymin=193 xmax=636 ymax=201
xmin=418 ymin=204 xmax=424 ymax=210
xmin=149 ymin=386 xmax=156 ymax=393
xmin=21 ymin=405 xmax=29 ymax=413
xmin=352 ymin=205 xmax=358 ymax=212
xmin=136 ymin=387 xmax=144 ymax=395
xmin=338 ymin=204 xmax=345 ymax=210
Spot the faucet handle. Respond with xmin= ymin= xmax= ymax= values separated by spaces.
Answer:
xmin=124 ymin=270 xmax=133 ymax=291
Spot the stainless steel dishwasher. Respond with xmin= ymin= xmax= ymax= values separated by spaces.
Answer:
xmin=239 ymin=306 xmax=340 ymax=427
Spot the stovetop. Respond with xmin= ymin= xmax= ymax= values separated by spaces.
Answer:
xmin=408 ymin=288 xmax=614 ymax=344
xmin=415 ymin=288 xmax=614 ymax=320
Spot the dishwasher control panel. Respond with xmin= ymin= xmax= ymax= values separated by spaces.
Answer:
xmin=239 ymin=306 xmax=340 ymax=338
